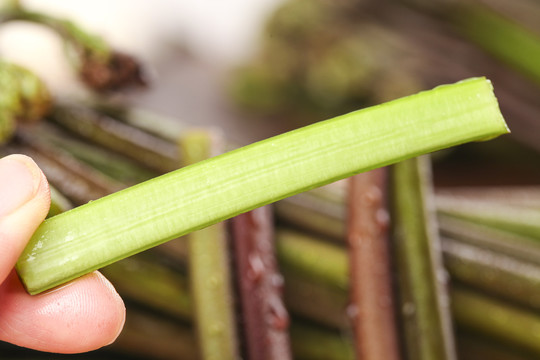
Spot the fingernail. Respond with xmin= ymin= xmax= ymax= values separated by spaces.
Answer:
xmin=0 ymin=155 xmax=41 ymax=217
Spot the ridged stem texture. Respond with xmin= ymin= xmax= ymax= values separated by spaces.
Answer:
xmin=16 ymin=77 xmax=509 ymax=294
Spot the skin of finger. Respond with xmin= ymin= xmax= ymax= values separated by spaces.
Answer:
xmin=0 ymin=156 xmax=50 ymax=284
xmin=0 ymin=270 xmax=126 ymax=353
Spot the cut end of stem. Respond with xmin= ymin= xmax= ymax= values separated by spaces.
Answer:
xmin=434 ymin=77 xmax=510 ymax=140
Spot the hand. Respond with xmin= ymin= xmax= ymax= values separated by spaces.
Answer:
xmin=0 ymin=154 xmax=125 ymax=353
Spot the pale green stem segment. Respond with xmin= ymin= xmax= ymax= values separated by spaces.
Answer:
xmin=180 ymin=129 xmax=239 ymax=360
xmin=437 ymin=197 xmax=540 ymax=240
xmin=16 ymin=77 xmax=509 ymax=295
xmin=276 ymin=229 xmax=348 ymax=291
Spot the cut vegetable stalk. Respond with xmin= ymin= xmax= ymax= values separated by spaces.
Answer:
xmin=16 ymin=77 xmax=509 ymax=295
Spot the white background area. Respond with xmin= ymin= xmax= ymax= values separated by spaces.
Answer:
xmin=0 ymin=0 xmax=284 ymax=95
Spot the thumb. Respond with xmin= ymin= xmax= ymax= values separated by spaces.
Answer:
xmin=0 ymin=154 xmax=50 ymax=284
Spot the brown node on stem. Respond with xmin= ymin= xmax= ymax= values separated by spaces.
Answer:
xmin=79 ymin=51 xmax=147 ymax=92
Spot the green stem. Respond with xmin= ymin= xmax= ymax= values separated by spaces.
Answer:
xmin=436 ymin=186 xmax=540 ymax=209
xmin=20 ymin=121 xmax=158 ymax=185
xmin=442 ymin=236 xmax=540 ymax=312
xmin=180 ymin=129 xmax=240 ymax=360
xmin=10 ymin=140 xmax=122 ymax=205
xmin=16 ymin=78 xmax=508 ymax=295
xmin=277 ymin=229 xmax=349 ymax=329
xmin=111 ymin=307 xmax=198 ymax=360
xmin=93 ymin=101 xmax=187 ymax=143
xmin=438 ymin=215 xmax=540 ymax=267
xmin=452 ymin=286 xmax=540 ymax=355
xmin=47 ymin=184 xmax=73 ymax=218
xmin=290 ymin=322 xmax=354 ymax=360
xmin=101 ymin=253 xmax=192 ymax=321
xmin=277 ymin=229 xmax=348 ymax=291
xmin=452 ymin=2 xmax=540 ymax=85
xmin=437 ymin=196 xmax=540 ymax=240
xmin=49 ymin=104 xmax=179 ymax=173
xmin=275 ymin=181 xmax=346 ymax=240
xmin=391 ymin=156 xmax=456 ymax=360
xmin=456 ymin=330 xmax=539 ymax=360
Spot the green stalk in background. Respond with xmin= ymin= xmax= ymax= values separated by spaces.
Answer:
xmin=290 ymin=322 xmax=354 ymax=360
xmin=456 ymin=330 xmax=540 ymax=360
xmin=438 ymin=215 xmax=540 ymax=266
xmin=101 ymin=253 xmax=192 ymax=321
xmin=437 ymin=196 xmax=540 ymax=240
xmin=436 ymin=186 xmax=540 ymax=209
xmin=16 ymin=77 xmax=509 ymax=295
xmin=391 ymin=156 xmax=456 ymax=360
xmin=50 ymin=104 xmax=179 ymax=174
xmin=113 ymin=306 xmax=198 ymax=360
xmin=453 ymin=3 xmax=540 ymax=86
xmin=19 ymin=122 xmax=158 ymax=185
xmin=442 ymin=236 xmax=540 ymax=312
xmin=275 ymin=181 xmax=346 ymax=240
xmin=47 ymin=185 xmax=73 ymax=218
xmin=93 ymin=102 xmax=187 ymax=143
xmin=277 ymin=229 xmax=348 ymax=291
xmin=452 ymin=286 xmax=540 ymax=355
xmin=12 ymin=137 xmax=123 ymax=205
xmin=180 ymin=129 xmax=240 ymax=360
xmin=277 ymin=228 xmax=349 ymax=329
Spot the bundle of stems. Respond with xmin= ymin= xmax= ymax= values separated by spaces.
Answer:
xmin=49 ymin=104 xmax=179 ymax=174
xmin=103 ymin=217 xmax=540 ymax=358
